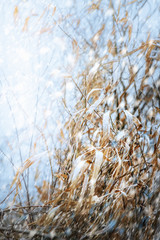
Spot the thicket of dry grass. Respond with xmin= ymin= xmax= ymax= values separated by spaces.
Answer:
xmin=0 ymin=0 xmax=160 ymax=239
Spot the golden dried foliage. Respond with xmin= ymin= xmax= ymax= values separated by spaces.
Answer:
xmin=1 ymin=1 xmax=160 ymax=239
xmin=13 ymin=6 xmax=19 ymax=23
xmin=22 ymin=16 xmax=30 ymax=31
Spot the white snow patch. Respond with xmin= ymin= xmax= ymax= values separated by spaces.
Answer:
xmin=103 ymin=111 xmax=111 ymax=135
xmin=87 ymin=92 xmax=105 ymax=114
xmin=115 ymin=129 xmax=128 ymax=141
xmin=89 ymin=62 xmax=100 ymax=75
xmin=90 ymin=150 xmax=103 ymax=196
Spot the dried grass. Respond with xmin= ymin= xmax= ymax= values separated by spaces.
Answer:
xmin=0 ymin=0 xmax=160 ymax=239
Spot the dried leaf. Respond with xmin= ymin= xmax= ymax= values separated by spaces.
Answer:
xmin=35 ymin=166 xmax=40 ymax=181
xmin=127 ymin=0 xmax=138 ymax=4
xmin=52 ymin=6 xmax=56 ymax=16
xmin=10 ymin=171 xmax=20 ymax=189
xmin=128 ymin=24 xmax=132 ymax=41
xmin=86 ymin=88 xmax=102 ymax=100
xmin=107 ymin=39 xmax=116 ymax=56
xmin=92 ymin=24 xmax=105 ymax=44
xmin=40 ymin=27 xmax=52 ymax=34
xmin=119 ymin=17 xmax=127 ymax=24
xmin=72 ymin=39 xmax=79 ymax=61
xmin=22 ymin=16 xmax=30 ymax=32
xmin=14 ymin=6 xmax=19 ymax=23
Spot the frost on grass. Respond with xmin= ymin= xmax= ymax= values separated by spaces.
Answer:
xmin=103 ymin=110 xmax=111 ymax=136
xmin=0 ymin=0 xmax=160 ymax=239
xmin=90 ymin=150 xmax=103 ymax=196
xmin=87 ymin=92 xmax=105 ymax=114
